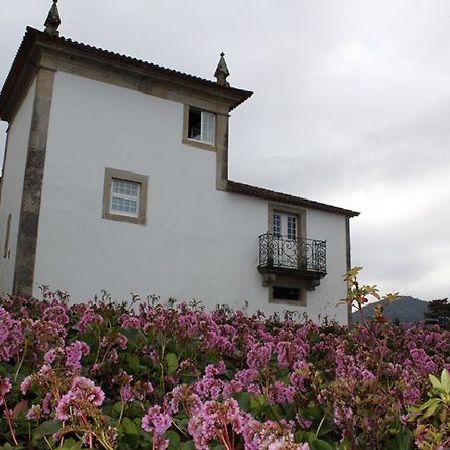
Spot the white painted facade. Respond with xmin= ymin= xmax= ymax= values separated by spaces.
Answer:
xmin=0 ymin=29 xmax=357 ymax=324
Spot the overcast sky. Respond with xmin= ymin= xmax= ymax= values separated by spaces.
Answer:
xmin=1 ymin=0 xmax=449 ymax=301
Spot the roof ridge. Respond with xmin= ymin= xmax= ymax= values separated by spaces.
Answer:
xmin=25 ymin=26 xmax=252 ymax=94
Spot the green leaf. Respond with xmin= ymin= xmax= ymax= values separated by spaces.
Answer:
xmin=265 ymin=404 xmax=282 ymax=421
xmin=119 ymin=434 xmax=140 ymax=448
xmin=181 ymin=442 xmax=196 ymax=450
xmin=126 ymin=354 xmax=141 ymax=374
xmin=389 ymin=426 xmax=413 ymax=450
xmin=317 ymin=418 xmax=334 ymax=437
xmin=295 ymin=430 xmax=310 ymax=443
xmin=304 ymin=404 xmax=323 ymax=421
xmin=112 ymin=401 xmax=124 ymax=418
xmin=309 ymin=438 xmax=334 ymax=450
xmin=133 ymin=417 xmax=142 ymax=427
xmin=233 ymin=391 xmax=250 ymax=412
xmin=297 ymin=431 xmax=317 ymax=443
xmin=441 ymin=368 xmax=450 ymax=394
xmin=165 ymin=353 xmax=179 ymax=375
xmin=249 ymin=394 xmax=267 ymax=415
xmin=173 ymin=416 xmax=189 ymax=431
xmin=429 ymin=374 xmax=443 ymax=392
xmin=122 ymin=417 xmax=140 ymax=435
xmin=417 ymin=398 xmax=439 ymax=411
xmin=423 ymin=399 xmax=441 ymax=419
xmin=58 ymin=440 xmax=83 ymax=450
xmin=165 ymin=430 xmax=181 ymax=449
xmin=39 ymin=420 xmax=62 ymax=435
xmin=121 ymin=328 xmax=147 ymax=346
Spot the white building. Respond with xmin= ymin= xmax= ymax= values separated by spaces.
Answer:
xmin=0 ymin=7 xmax=358 ymax=323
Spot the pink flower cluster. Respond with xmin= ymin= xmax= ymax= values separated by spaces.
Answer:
xmin=74 ymin=305 xmax=104 ymax=333
xmin=0 ymin=291 xmax=449 ymax=449
xmin=0 ymin=307 xmax=24 ymax=362
xmin=55 ymin=376 xmax=105 ymax=421
xmin=0 ymin=376 xmax=12 ymax=405
xmin=44 ymin=340 xmax=90 ymax=371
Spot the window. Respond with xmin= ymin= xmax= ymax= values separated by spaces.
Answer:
xmin=269 ymin=278 xmax=306 ymax=305
xmin=188 ymin=108 xmax=215 ymax=144
xmin=102 ymin=168 xmax=148 ymax=225
xmin=287 ymin=215 xmax=297 ymax=240
xmin=110 ymin=179 xmax=140 ymax=217
xmin=183 ymin=106 xmax=216 ymax=149
xmin=3 ymin=214 xmax=11 ymax=258
xmin=273 ymin=286 xmax=300 ymax=301
xmin=272 ymin=212 xmax=297 ymax=239
xmin=273 ymin=213 xmax=281 ymax=237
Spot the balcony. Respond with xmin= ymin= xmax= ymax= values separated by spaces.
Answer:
xmin=258 ymin=233 xmax=327 ymax=290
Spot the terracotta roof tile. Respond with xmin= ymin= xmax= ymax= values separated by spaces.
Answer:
xmin=227 ymin=180 xmax=359 ymax=217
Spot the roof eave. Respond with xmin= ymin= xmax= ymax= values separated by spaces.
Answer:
xmin=226 ymin=180 xmax=360 ymax=217
xmin=0 ymin=29 xmax=40 ymax=122
xmin=0 ymin=27 xmax=253 ymax=121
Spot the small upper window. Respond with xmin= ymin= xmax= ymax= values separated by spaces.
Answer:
xmin=188 ymin=108 xmax=215 ymax=145
xmin=102 ymin=168 xmax=148 ymax=225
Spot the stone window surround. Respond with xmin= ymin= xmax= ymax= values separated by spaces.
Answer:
xmin=181 ymin=103 xmax=230 ymax=191
xmin=268 ymin=202 xmax=307 ymax=240
xmin=182 ymin=104 xmax=217 ymax=151
xmin=102 ymin=168 xmax=148 ymax=225
xmin=267 ymin=202 xmax=308 ymax=306
xmin=269 ymin=276 xmax=307 ymax=307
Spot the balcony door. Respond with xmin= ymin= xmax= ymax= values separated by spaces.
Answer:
xmin=272 ymin=212 xmax=298 ymax=268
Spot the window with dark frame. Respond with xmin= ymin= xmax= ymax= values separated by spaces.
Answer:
xmin=3 ymin=214 xmax=11 ymax=258
xmin=188 ymin=109 xmax=202 ymax=141
xmin=187 ymin=107 xmax=215 ymax=144
xmin=273 ymin=286 xmax=300 ymax=301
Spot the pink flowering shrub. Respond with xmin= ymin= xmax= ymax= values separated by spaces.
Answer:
xmin=0 ymin=282 xmax=449 ymax=449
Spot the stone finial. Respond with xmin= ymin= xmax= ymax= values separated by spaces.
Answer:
xmin=44 ymin=0 xmax=61 ymax=37
xmin=214 ymin=52 xmax=230 ymax=86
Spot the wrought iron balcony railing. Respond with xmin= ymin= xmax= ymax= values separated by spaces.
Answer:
xmin=258 ymin=233 xmax=327 ymax=274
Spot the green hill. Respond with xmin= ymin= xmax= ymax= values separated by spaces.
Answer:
xmin=352 ymin=296 xmax=428 ymax=323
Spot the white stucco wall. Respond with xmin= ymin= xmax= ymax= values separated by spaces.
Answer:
xmin=306 ymin=210 xmax=348 ymax=322
xmin=0 ymin=80 xmax=36 ymax=295
xmin=33 ymin=72 xmax=349 ymax=323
